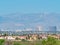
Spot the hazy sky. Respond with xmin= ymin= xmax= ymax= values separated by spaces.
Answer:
xmin=0 ymin=0 xmax=60 ymax=31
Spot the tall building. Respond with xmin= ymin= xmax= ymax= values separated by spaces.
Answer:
xmin=48 ymin=26 xmax=57 ymax=34
xmin=36 ymin=26 xmax=43 ymax=31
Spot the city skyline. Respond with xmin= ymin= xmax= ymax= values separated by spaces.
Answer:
xmin=0 ymin=0 xmax=60 ymax=31
xmin=0 ymin=13 xmax=60 ymax=31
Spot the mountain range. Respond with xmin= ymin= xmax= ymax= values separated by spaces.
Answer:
xmin=0 ymin=12 xmax=60 ymax=31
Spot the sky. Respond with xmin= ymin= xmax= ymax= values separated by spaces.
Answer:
xmin=0 ymin=0 xmax=60 ymax=31
xmin=0 ymin=0 xmax=60 ymax=14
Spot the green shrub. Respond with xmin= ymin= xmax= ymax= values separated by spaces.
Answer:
xmin=21 ymin=39 xmax=26 ymax=42
xmin=41 ymin=37 xmax=58 ymax=45
xmin=0 ymin=39 xmax=5 ymax=45
xmin=15 ymin=37 xmax=20 ymax=40
xmin=13 ymin=42 xmax=21 ymax=45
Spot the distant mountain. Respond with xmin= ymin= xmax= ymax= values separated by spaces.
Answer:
xmin=0 ymin=13 xmax=60 ymax=31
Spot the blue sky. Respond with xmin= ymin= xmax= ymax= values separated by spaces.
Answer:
xmin=0 ymin=0 xmax=60 ymax=14
xmin=0 ymin=0 xmax=60 ymax=31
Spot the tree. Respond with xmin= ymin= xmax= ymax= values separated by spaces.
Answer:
xmin=41 ymin=36 xmax=58 ymax=45
xmin=3 ymin=33 xmax=8 ymax=37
